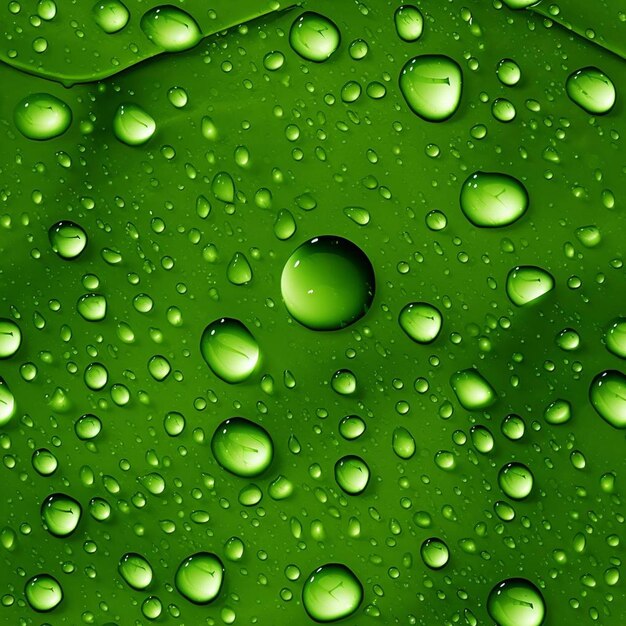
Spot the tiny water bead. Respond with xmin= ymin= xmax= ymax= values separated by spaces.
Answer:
xmin=589 ymin=370 xmax=626 ymax=428
xmin=141 ymin=5 xmax=201 ymax=52
xmin=113 ymin=104 xmax=156 ymax=146
xmin=24 ymin=574 xmax=63 ymax=612
xmin=0 ymin=378 xmax=17 ymax=426
xmin=460 ymin=172 xmax=528 ymax=228
xmin=289 ymin=12 xmax=340 ymax=63
xmin=420 ymin=538 xmax=449 ymax=570
xmin=211 ymin=417 xmax=274 ymax=477
xmin=450 ymin=368 xmax=496 ymax=410
xmin=199 ymin=317 xmax=260 ymax=384
xmin=41 ymin=493 xmax=82 ymax=537
xmin=566 ymin=67 xmax=616 ymax=115
xmin=399 ymin=55 xmax=463 ymax=122
xmin=398 ymin=302 xmax=443 ymax=344
xmin=605 ymin=318 xmax=626 ymax=358
xmin=92 ymin=1 xmax=130 ymax=34
xmin=175 ymin=552 xmax=224 ymax=604
xmin=487 ymin=578 xmax=546 ymax=626
xmin=49 ymin=220 xmax=88 ymax=259
xmin=334 ymin=455 xmax=370 ymax=495
xmin=394 ymin=5 xmax=424 ymax=42
xmin=496 ymin=58 xmax=521 ymax=86
xmin=302 ymin=563 xmax=363 ymax=622
xmin=506 ymin=266 xmax=554 ymax=306
xmin=331 ymin=369 xmax=357 ymax=395
xmin=498 ymin=462 xmax=534 ymax=500
xmin=14 ymin=93 xmax=72 ymax=140
xmin=0 ymin=318 xmax=21 ymax=358
xmin=118 ymin=553 xmax=153 ymax=590
xmin=281 ymin=236 xmax=375 ymax=331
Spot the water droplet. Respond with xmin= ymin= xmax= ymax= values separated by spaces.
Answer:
xmin=566 ymin=67 xmax=615 ymax=115
xmin=92 ymin=1 xmax=129 ymax=34
xmin=14 ymin=93 xmax=72 ymax=140
xmin=37 ymin=0 xmax=56 ymax=20
xmin=0 ymin=377 xmax=16 ymax=426
xmin=211 ymin=171 xmax=235 ymax=203
xmin=49 ymin=220 xmax=87 ymax=259
xmin=175 ymin=552 xmax=224 ymax=604
xmin=398 ymin=302 xmax=443 ymax=344
xmin=211 ymin=417 xmax=273 ymax=477
xmin=263 ymin=50 xmax=285 ymax=71
xmin=460 ymin=172 xmax=528 ymax=227
xmin=555 ymin=328 xmax=579 ymax=351
xmin=334 ymin=455 xmax=370 ymax=495
xmin=331 ymin=369 xmax=357 ymax=396
xmin=167 ymin=86 xmax=188 ymax=108
xmin=289 ymin=12 xmax=340 ymax=63
xmin=41 ymin=493 xmax=82 ymax=537
xmin=589 ymin=370 xmax=626 ymax=428
xmin=227 ymin=252 xmax=253 ymax=285
xmin=420 ymin=538 xmax=449 ymax=569
xmin=543 ymin=399 xmax=572 ymax=425
xmin=470 ymin=425 xmax=494 ymax=453
xmin=75 ymin=413 xmax=102 ymax=440
xmin=392 ymin=427 xmax=416 ymax=459
xmin=506 ymin=266 xmax=554 ymax=306
xmin=492 ymin=98 xmax=516 ymax=122
xmin=605 ymin=318 xmax=626 ymax=358
xmin=141 ymin=5 xmax=201 ymax=52
xmin=77 ymin=293 xmax=107 ymax=321
xmin=450 ymin=368 xmax=496 ymax=410
xmin=113 ymin=104 xmax=156 ymax=146
xmin=394 ymin=5 xmax=424 ymax=42
xmin=0 ymin=319 xmax=21 ymax=358
xmin=339 ymin=415 xmax=366 ymax=440
xmin=575 ymin=224 xmax=601 ymax=248
xmin=302 ymin=563 xmax=363 ymax=622
xmin=32 ymin=448 xmax=58 ymax=476
xmin=502 ymin=0 xmax=541 ymax=7
xmin=496 ymin=58 xmax=521 ymax=86
xmin=281 ymin=236 xmax=375 ymax=331
xmin=119 ymin=553 xmax=153 ymax=590
xmin=487 ymin=578 xmax=546 ymax=626
xmin=200 ymin=318 xmax=260 ymax=384
xmin=25 ymin=574 xmax=63 ymax=612
xmin=399 ymin=55 xmax=463 ymax=122
xmin=498 ymin=462 xmax=534 ymax=500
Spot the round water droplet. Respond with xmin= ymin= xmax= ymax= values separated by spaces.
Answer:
xmin=502 ymin=0 xmax=541 ymax=7
xmin=394 ymin=5 xmax=424 ymax=42
xmin=543 ymin=399 xmax=571 ymax=425
xmin=398 ymin=302 xmax=443 ymax=343
xmin=211 ymin=417 xmax=273 ymax=477
xmin=141 ymin=5 xmax=201 ymax=52
xmin=498 ymin=462 xmax=534 ymax=500
xmin=450 ymin=368 xmax=496 ymax=410
xmin=175 ymin=552 xmax=224 ymax=604
xmin=49 ymin=220 xmax=88 ymax=259
xmin=263 ymin=50 xmax=285 ymax=71
xmin=605 ymin=318 xmax=626 ymax=358
xmin=492 ymin=98 xmax=516 ymax=122
xmin=334 ymin=455 xmax=370 ymax=495
xmin=113 ymin=103 xmax=156 ymax=146
xmin=501 ymin=414 xmax=525 ymax=440
xmin=392 ymin=427 xmax=416 ymax=459
xmin=506 ymin=266 xmax=554 ymax=306
xmin=0 ymin=377 xmax=16 ymax=426
xmin=399 ymin=55 xmax=463 ymax=122
xmin=589 ymin=370 xmax=626 ymax=428
xmin=566 ymin=67 xmax=615 ymax=115
xmin=460 ymin=172 xmax=528 ymax=227
xmin=119 ymin=553 xmax=153 ymax=590
xmin=420 ymin=538 xmax=449 ymax=569
xmin=75 ymin=413 xmax=102 ymax=440
xmin=0 ymin=318 xmax=21 ymax=358
xmin=487 ymin=578 xmax=546 ymax=626
xmin=25 ymin=574 xmax=63 ymax=612
xmin=331 ymin=369 xmax=357 ymax=395
xmin=470 ymin=425 xmax=494 ymax=453
xmin=302 ymin=563 xmax=363 ymax=622
xmin=496 ymin=58 xmax=521 ymax=86
xmin=164 ymin=411 xmax=185 ymax=436
xmin=14 ymin=93 xmax=72 ymax=140
xmin=77 ymin=293 xmax=107 ymax=321
xmin=32 ymin=448 xmax=58 ymax=476
xmin=41 ymin=493 xmax=82 ymax=537
xmin=339 ymin=415 xmax=366 ymax=440
xmin=281 ymin=236 xmax=375 ymax=331
xmin=200 ymin=318 xmax=259 ymax=384
xmin=289 ymin=12 xmax=340 ymax=63
xmin=92 ymin=1 xmax=129 ymax=33
xmin=555 ymin=328 xmax=579 ymax=351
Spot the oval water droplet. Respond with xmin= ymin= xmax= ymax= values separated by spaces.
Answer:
xmin=14 ymin=93 xmax=72 ymax=140
xmin=119 ymin=553 xmax=153 ymax=590
xmin=392 ymin=427 xmax=416 ymax=459
xmin=339 ymin=415 xmax=366 ymax=440
xmin=398 ymin=302 xmax=443 ymax=344
xmin=399 ymin=55 xmax=463 ymax=122
xmin=420 ymin=538 xmax=449 ymax=569
xmin=289 ymin=12 xmax=340 ymax=63
xmin=334 ymin=455 xmax=370 ymax=495
xmin=113 ymin=103 xmax=156 ymax=146
xmin=49 ymin=220 xmax=87 ymax=259
xmin=487 ymin=578 xmax=545 ymax=626
xmin=141 ymin=5 xmax=201 ymax=52
xmin=25 ymin=574 xmax=63 ymax=612
xmin=302 ymin=563 xmax=363 ymax=622
xmin=605 ymin=318 xmax=626 ymax=358
xmin=281 ymin=236 xmax=375 ymax=331
xmin=498 ymin=462 xmax=534 ymax=500
xmin=589 ymin=370 xmax=626 ymax=428
xmin=200 ymin=317 xmax=259 ymax=384
xmin=32 ymin=448 xmax=58 ymax=476
xmin=331 ymin=369 xmax=357 ymax=396
xmin=41 ymin=493 xmax=82 ymax=537
xmin=450 ymin=368 xmax=496 ymax=410
xmin=0 ymin=319 xmax=21 ymax=359
xmin=460 ymin=172 xmax=528 ymax=227
xmin=566 ymin=67 xmax=615 ymax=115
xmin=506 ymin=266 xmax=554 ymax=306
xmin=394 ymin=5 xmax=424 ymax=42
xmin=74 ymin=413 xmax=102 ymax=440
xmin=92 ymin=1 xmax=130 ymax=33
xmin=211 ymin=417 xmax=273 ymax=477
xmin=175 ymin=552 xmax=224 ymax=604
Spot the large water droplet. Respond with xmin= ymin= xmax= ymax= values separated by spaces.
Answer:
xmin=420 ymin=538 xmax=449 ymax=569
xmin=496 ymin=58 xmax=521 ymax=86
xmin=589 ymin=370 xmax=626 ymax=428
xmin=399 ymin=55 xmax=463 ymax=122
xmin=113 ymin=103 xmax=156 ymax=146
xmin=14 ymin=93 xmax=72 ymax=140
xmin=498 ymin=462 xmax=534 ymax=500
xmin=302 ymin=563 xmax=363 ymax=622
xmin=25 ymin=574 xmax=63 ymax=612
xmin=141 ymin=5 xmax=201 ymax=52
xmin=49 ymin=220 xmax=87 ymax=259
xmin=506 ymin=266 xmax=554 ymax=306
xmin=487 ymin=578 xmax=546 ymax=626
xmin=0 ymin=319 xmax=21 ymax=358
xmin=394 ymin=5 xmax=424 ymax=42
xmin=41 ymin=493 xmax=82 ymax=537
xmin=175 ymin=552 xmax=224 ymax=604
xmin=0 ymin=377 xmax=16 ymax=426
xmin=566 ymin=67 xmax=615 ymax=115
xmin=289 ymin=12 xmax=340 ymax=63
xmin=92 ymin=1 xmax=129 ymax=33
xmin=211 ymin=417 xmax=273 ymax=477
xmin=460 ymin=172 xmax=528 ymax=227
xmin=334 ymin=455 xmax=370 ymax=495
xmin=605 ymin=318 xmax=626 ymax=358
xmin=281 ymin=236 xmax=375 ymax=331
xmin=450 ymin=368 xmax=496 ymax=410
xmin=200 ymin=317 xmax=259 ymax=384
xmin=398 ymin=302 xmax=442 ymax=344
xmin=119 ymin=553 xmax=153 ymax=590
